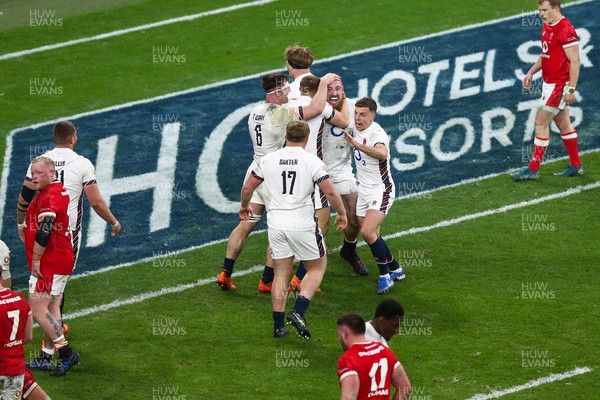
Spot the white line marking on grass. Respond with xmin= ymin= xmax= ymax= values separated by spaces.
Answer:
xmin=63 ymin=179 xmax=600 ymax=318
xmin=63 ymin=265 xmax=264 ymax=320
xmin=377 ymin=181 xmax=600 ymax=244
xmin=465 ymin=367 xmax=593 ymax=400
xmin=0 ymin=0 xmax=277 ymax=61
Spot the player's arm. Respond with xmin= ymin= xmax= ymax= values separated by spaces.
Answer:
xmin=84 ymin=183 xmax=121 ymax=237
xmin=317 ymin=177 xmax=347 ymax=231
xmin=24 ymin=311 xmax=34 ymax=344
xmin=339 ymin=374 xmax=360 ymax=400
xmin=523 ymin=55 xmax=542 ymax=90
xmin=240 ymin=173 xmax=263 ymax=221
xmin=391 ymin=363 xmax=412 ymax=400
xmin=31 ymin=213 xmax=57 ymax=278
xmin=344 ymin=133 xmax=388 ymax=160
xmin=327 ymin=100 xmax=349 ymax=128
xmin=564 ymin=44 xmax=580 ymax=105
xmin=302 ymin=73 xmax=337 ymax=120
xmin=17 ymin=179 xmax=36 ymax=242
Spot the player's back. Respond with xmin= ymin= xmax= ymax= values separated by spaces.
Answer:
xmin=259 ymin=146 xmax=327 ymax=231
xmin=338 ymin=341 xmax=400 ymax=400
xmin=28 ymin=147 xmax=96 ymax=231
xmin=248 ymin=102 xmax=299 ymax=164
xmin=0 ymin=288 xmax=30 ymax=376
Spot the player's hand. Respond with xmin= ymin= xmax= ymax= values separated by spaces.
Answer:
xmin=239 ymin=205 xmax=253 ymax=221
xmin=334 ymin=213 xmax=348 ymax=231
xmin=321 ymin=73 xmax=337 ymax=85
xmin=111 ymin=221 xmax=121 ymax=237
xmin=18 ymin=226 xmax=25 ymax=242
xmin=565 ymin=93 xmax=576 ymax=106
xmin=522 ymin=74 xmax=532 ymax=90
xmin=32 ymin=259 xmax=43 ymax=278
xmin=344 ymin=130 xmax=358 ymax=148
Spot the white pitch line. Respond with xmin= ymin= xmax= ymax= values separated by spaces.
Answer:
xmin=62 ymin=265 xmax=264 ymax=320
xmin=345 ymin=180 xmax=600 ymax=250
xmin=0 ymin=0 xmax=277 ymax=61
xmin=62 ymin=180 xmax=600 ymax=320
xmin=465 ymin=366 xmax=593 ymax=400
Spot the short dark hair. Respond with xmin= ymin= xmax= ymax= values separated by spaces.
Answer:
xmin=299 ymin=75 xmax=320 ymax=97
xmin=337 ymin=313 xmax=366 ymax=335
xmin=285 ymin=120 xmax=310 ymax=143
xmin=53 ymin=120 xmax=76 ymax=145
xmin=262 ymin=72 xmax=288 ymax=93
xmin=374 ymin=299 xmax=404 ymax=319
xmin=355 ymin=97 xmax=377 ymax=114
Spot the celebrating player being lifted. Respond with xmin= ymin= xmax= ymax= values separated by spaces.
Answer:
xmin=344 ymin=98 xmax=405 ymax=294
xmin=240 ymin=121 xmax=347 ymax=339
xmin=216 ymin=72 xmax=343 ymax=291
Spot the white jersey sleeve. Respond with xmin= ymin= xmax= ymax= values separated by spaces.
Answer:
xmin=352 ymin=122 xmax=394 ymax=192
xmin=0 ymin=240 xmax=10 ymax=278
xmin=26 ymin=147 xmax=97 ymax=232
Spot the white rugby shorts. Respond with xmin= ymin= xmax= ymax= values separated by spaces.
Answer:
xmin=268 ymin=228 xmax=325 ymax=261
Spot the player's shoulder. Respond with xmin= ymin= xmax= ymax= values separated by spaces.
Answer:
xmin=0 ymin=240 xmax=9 ymax=254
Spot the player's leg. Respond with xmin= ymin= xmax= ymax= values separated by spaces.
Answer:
xmin=28 ymin=283 xmax=57 ymax=371
xmin=553 ymin=108 xmax=583 ymax=176
xmin=269 ymin=229 xmax=294 ymax=338
xmin=217 ymin=202 xmax=265 ymax=290
xmin=48 ymin=286 xmax=79 ymax=376
xmin=339 ymin=191 xmax=368 ymax=275
xmin=513 ymin=82 xmax=564 ymax=180
xmin=361 ymin=209 xmax=397 ymax=294
xmin=22 ymin=368 xmax=50 ymax=400
xmin=258 ymin=244 xmax=275 ymax=293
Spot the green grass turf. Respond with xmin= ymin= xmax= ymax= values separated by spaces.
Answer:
xmin=3 ymin=0 xmax=597 ymax=398
xmin=0 ymin=0 xmax=579 ymax=159
xmin=24 ymin=152 xmax=600 ymax=399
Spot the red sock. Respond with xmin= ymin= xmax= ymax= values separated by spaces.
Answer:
xmin=561 ymin=131 xmax=581 ymax=167
xmin=529 ymin=136 xmax=549 ymax=171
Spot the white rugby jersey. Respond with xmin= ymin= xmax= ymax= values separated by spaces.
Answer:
xmin=288 ymin=72 xmax=314 ymax=101
xmin=323 ymin=98 xmax=356 ymax=182
xmin=351 ymin=122 xmax=395 ymax=193
xmin=248 ymin=102 xmax=302 ymax=164
xmin=287 ymin=95 xmax=333 ymax=157
xmin=0 ymin=240 xmax=9 ymax=274
xmin=365 ymin=320 xmax=389 ymax=348
xmin=27 ymin=147 xmax=97 ymax=233
xmin=252 ymin=146 xmax=329 ymax=231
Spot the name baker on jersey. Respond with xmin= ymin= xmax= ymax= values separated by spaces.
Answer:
xmin=279 ymin=159 xmax=298 ymax=165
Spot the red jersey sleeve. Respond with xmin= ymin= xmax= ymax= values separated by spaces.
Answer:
xmin=560 ymin=22 xmax=578 ymax=48
xmin=337 ymin=353 xmax=359 ymax=383
xmin=37 ymin=191 xmax=59 ymax=219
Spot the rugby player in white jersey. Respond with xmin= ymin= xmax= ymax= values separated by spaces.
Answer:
xmin=16 ymin=121 xmax=121 ymax=334
xmin=344 ymin=98 xmax=405 ymax=294
xmin=217 ymin=72 xmax=340 ymax=292
xmin=284 ymin=44 xmax=314 ymax=102
xmin=322 ymin=75 xmax=368 ymax=276
xmin=0 ymin=240 xmax=11 ymax=290
xmin=240 ymin=121 xmax=347 ymax=339
xmin=286 ymin=75 xmax=349 ymax=290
